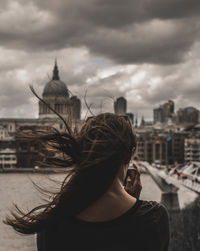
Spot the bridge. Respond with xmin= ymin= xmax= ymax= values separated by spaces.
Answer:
xmin=160 ymin=162 xmax=200 ymax=194
xmin=138 ymin=161 xmax=200 ymax=210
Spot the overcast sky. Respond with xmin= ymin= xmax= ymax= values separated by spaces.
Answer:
xmin=0 ymin=0 xmax=200 ymax=121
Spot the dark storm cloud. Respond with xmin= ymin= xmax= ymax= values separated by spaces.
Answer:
xmin=1 ymin=0 xmax=200 ymax=119
xmin=80 ymin=21 xmax=197 ymax=64
xmin=1 ymin=0 xmax=200 ymax=64
xmin=36 ymin=0 xmax=200 ymax=26
xmin=77 ymin=0 xmax=200 ymax=27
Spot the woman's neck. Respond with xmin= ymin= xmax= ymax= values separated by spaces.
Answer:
xmin=75 ymin=179 xmax=137 ymax=222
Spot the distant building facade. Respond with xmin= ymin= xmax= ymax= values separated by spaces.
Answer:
xmin=136 ymin=130 xmax=173 ymax=165
xmin=172 ymin=132 xmax=186 ymax=164
xmin=154 ymin=100 xmax=175 ymax=123
xmin=185 ymin=138 xmax=200 ymax=162
xmin=177 ymin=107 xmax=199 ymax=125
xmin=0 ymin=148 xmax=17 ymax=168
xmin=136 ymin=129 xmax=186 ymax=165
xmin=154 ymin=107 xmax=163 ymax=123
xmin=70 ymin=96 xmax=81 ymax=120
xmin=114 ymin=97 xmax=127 ymax=115
xmin=0 ymin=125 xmax=9 ymax=140
xmin=0 ymin=123 xmax=15 ymax=140
xmin=113 ymin=97 xmax=134 ymax=124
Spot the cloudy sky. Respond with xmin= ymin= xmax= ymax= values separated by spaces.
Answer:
xmin=0 ymin=0 xmax=200 ymax=120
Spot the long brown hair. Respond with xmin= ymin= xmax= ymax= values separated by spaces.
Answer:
xmin=4 ymin=112 xmax=136 ymax=234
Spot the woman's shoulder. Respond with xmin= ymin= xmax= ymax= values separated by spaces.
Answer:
xmin=132 ymin=200 xmax=170 ymax=250
xmin=135 ymin=199 xmax=169 ymax=221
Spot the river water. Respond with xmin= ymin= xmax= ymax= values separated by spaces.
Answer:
xmin=0 ymin=173 xmax=197 ymax=251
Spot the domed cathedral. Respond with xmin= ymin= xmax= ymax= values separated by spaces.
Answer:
xmin=39 ymin=61 xmax=81 ymax=126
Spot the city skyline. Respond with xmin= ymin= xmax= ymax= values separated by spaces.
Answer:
xmin=1 ymin=1 xmax=200 ymax=120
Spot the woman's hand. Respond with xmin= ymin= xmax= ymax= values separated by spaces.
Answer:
xmin=124 ymin=163 xmax=142 ymax=199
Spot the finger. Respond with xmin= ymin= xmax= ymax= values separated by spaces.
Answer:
xmin=132 ymin=181 xmax=142 ymax=196
xmin=132 ymin=162 xmax=140 ymax=173
xmin=128 ymin=169 xmax=137 ymax=181
xmin=132 ymin=167 xmax=140 ymax=180
xmin=125 ymin=177 xmax=132 ymax=189
xmin=132 ymin=170 xmax=142 ymax=187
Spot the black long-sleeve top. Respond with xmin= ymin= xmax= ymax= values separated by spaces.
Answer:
xmin=37 ymin=200 xmax=170 ymax=251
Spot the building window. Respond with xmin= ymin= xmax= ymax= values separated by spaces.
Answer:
xmin=55 ymin=104 xmax=60 ymax=113
xmin=155 ymin=143 xmax=160 ymax=161
xmin=43 ymin=105 xmax=47 ymax=113
xmin=60 ymin=104 xmax=63 ymax=113
xmin=162 ymin=143 xmax=166 ymax=160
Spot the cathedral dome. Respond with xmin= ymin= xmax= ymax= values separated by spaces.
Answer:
xmin=42 ymin=61 xmax=69 ymax=97
xmin=43 ymin=80 xmax=69 ymax=97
